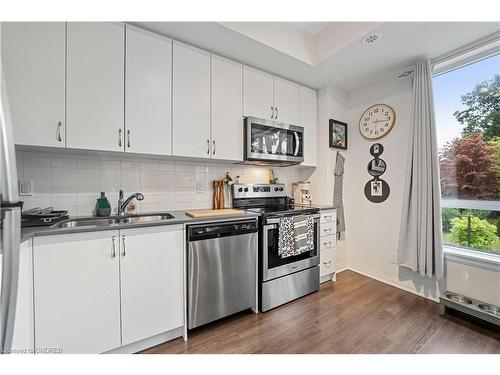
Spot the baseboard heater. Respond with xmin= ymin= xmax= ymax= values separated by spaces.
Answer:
xmin=439 ymin=291 xmax=500 ymax=327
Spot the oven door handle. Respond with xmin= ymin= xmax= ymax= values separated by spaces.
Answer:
xmin=265 ymin=214 xmax=320 ymax=225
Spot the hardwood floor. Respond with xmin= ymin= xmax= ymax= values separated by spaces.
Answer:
xmin=141 ymin=270 xmax=500 ymax=354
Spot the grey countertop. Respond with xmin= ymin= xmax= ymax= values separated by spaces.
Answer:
xmin=19 ymin=210 xmax=261 ymax=243
xmin=17 ymin=205 xmax=335 ymax=243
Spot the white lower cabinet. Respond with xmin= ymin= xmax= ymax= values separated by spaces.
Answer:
xmin=33 ymin=225 xmax=185 ymax=353
xmin=34 ymin=231 xmax=121 ymax=354
xmin=119 ymin=225 xmax=184 ymax=346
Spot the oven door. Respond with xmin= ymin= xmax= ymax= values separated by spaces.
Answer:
xmin=245 ymin=117 xmax=304 ymax=164
xmin=262 ymin=215 xmax=320 ymax=282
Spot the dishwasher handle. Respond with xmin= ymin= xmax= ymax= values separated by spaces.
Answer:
xmin=188 ymin=220 xmax=258 ymax=241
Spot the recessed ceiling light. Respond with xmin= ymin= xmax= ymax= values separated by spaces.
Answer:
xmin=361 ymin=33 xmax=382 ymax=46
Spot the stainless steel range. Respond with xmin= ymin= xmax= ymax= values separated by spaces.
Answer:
xmin=232 ymin=183 xmax=320 ymax=312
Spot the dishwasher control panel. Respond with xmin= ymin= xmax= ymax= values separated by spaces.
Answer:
xmin=188 ymin=219 xmax=258 ymax=241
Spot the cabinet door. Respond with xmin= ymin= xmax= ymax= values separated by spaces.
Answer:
xmin=243 ymin=66 xmax=274 ymax=119
xmin=120 ymin=225 xmax=184 ymax=346
xmin=300 ymin=86 xmax=318 ymax=166
xmin=66 ymin=22 xmax=124 ymax=152
xmin=1 ymin=22 xmax=65 ymax=147
xmin=211 ymin=55 xmax=243 ymax=161
xmin=125 ymin=26 xmax=172 ymax=156
xmin=10 ymin=239 xmax=34 ymax=353
xmin=172 ymin=41 xmax=211 ymax=158
xmin=274 ymin=77 xmax=300 ymax=125
xmin=34 ymin=231 xmax=121 ymax=353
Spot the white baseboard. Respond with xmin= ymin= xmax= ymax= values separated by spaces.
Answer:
xmin=346 ymin=263 xmax=440 ymax=302
xmin=105 ymin=326 xmax=184 ymax=354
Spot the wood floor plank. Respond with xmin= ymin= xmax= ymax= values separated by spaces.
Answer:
xmin=140 ymin=270 xmax=500 ymax=354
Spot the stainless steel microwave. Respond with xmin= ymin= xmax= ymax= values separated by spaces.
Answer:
xmin=244 ymin=117 xmax=304 ymax=166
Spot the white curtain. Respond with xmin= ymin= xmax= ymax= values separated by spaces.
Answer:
xmin=397 ymin=60 xmax=444 ymax=279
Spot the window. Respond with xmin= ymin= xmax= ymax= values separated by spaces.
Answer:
xmin=433 ymin=53 xmax=499 ymax=256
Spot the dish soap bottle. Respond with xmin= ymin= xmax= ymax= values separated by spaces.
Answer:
xmin=96 ymin=192 xmax=111 ymax=217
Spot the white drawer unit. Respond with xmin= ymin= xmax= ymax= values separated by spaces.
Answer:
xmin=319 ymin=209 xmax=337 ymax=282
xmin=320 ymin=222 xmax=335 ymax=237
xmin=320 ymin=248 xmax=335 ymax=278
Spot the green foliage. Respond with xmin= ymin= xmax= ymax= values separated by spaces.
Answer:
xmin=453 ymin=74 xmax=500 ymax=141
xmin=450 ymin=216 xmax=498 ymax=250
xmin=442 ymin=208 xmax=461 ymax=232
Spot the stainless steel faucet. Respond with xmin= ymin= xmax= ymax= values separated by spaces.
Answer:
xmin=118 ymin=189 xmax=144 ymax=216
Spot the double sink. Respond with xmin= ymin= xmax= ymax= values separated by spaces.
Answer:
xmin=51 ymin=213 xmax=175 ymax=229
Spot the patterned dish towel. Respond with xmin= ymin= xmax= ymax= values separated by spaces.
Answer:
xmin=278 ymin=215 xmax=315 ymax=258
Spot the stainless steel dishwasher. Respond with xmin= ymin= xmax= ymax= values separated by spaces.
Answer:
xmin=187 ymin=219 xmax=258 ymax=329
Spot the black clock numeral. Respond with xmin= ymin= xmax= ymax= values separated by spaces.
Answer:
xmin=374 ymin=108 xmax=379 ymax=113
xmin=380 ymin=128 xmax=384 ymax=132
xmin=385 ymin=123 xmax=388 ymax=126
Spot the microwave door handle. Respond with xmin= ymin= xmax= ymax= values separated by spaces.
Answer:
xmin=294 ymin=132 xmax=300 ymax=156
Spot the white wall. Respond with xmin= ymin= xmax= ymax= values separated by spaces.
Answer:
xmin=311 ymin=71 xmax=499 ymax=305
xmin=16 ymin=149 xmax=303 ymax=216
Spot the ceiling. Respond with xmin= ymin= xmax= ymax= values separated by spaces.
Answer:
xmin=132 ymin=21 xmax=499 ymax=93
xmin=287 ymin=22 xmax=330 ymax=36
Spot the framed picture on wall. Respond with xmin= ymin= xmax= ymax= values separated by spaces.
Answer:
xmin=329 ymin=119 xmax=348 ymax=150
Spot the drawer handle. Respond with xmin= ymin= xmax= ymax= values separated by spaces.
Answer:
xmin=111 ymin=236 xmax=117 ymax=258
xmin=127 ymin=130 xmax=131 ymax=148
xmin=118 ymin=129 xmax=122 ymax=147
xmin=323 ymin=215 xmax=332 ymax=221
xmin=323 ymin=228 xmax=333 ymax=234
xmin=323 ymin=241 xmax=332 ymax=248
xmin=323 ymin=260 xmax=332 ymax=267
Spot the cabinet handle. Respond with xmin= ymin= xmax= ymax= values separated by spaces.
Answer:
xmin=122 ymin=235 xmax=126 ymax=256
xmin=323 ymin=215 xmax=332 ymax=221
xmin=206 ymin=139 xmax=210 ymax=154
xmin=118 ymin=129 xmax=122 ymax=147
xmin=323 ymin=241 xmax=332 ymax=248
xmin=275 ymin=106 xmax=278 ymax=119
xmin=127 ymin=130 xmax=131 ymax=148
xmin=323 ymin=260 xmax=332 ymax=267
xmin=270 ymin=106 xmax=274 ymax=119
xmin=212 ymin=140 xmax=216 ymax=155
xmin=111 ymin=236 xmax=116 ymax=258
xmin=323 ymin=228 xmax=333 ymax=235
xmin=57 ymin=121 xmax=63 ymax=142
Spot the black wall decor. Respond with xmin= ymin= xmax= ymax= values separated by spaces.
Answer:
xmin=329 ymin=119 xmax=348 ymax=150
xmin=364 ymin=143 xmax=390 ymax=203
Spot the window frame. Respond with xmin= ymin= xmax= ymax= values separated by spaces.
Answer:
xmin=431 ymin=36 xmax=500 ymax=265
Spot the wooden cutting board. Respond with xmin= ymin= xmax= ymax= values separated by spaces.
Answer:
xmin=185 ymin=208 xmax=244 ymax=218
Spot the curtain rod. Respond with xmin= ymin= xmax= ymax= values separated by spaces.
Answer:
xmin=397 ymin=30 xmax=500 ymax=78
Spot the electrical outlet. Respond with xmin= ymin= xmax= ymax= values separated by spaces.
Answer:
xmin=19 ymin=179 xmax=33 ymax=196
xmin=196 ymin=181 xmax=204 ymax=193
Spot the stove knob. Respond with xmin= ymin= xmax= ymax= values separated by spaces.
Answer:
xmin=244 ymin=188 xmax=249 ymax=192
xmin=274 ymin=187 xmax=279 ymax=192
xmin=279 ymin=187 xmax=284 ymax=191
xmin=238 ymin=188 xmax=243 ymax=192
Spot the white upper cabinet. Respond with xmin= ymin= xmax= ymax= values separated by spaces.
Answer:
xmin=66 ymin=22 xmax=125 ymax=152
xmin=211 ymin=54 xmax=243 ymax=161
xmin=125 ymin=26 xmax=172 ymax=156
xmin=119 ymin=225 xmax=184 ymax=346
xmin=243 ymin=66 xmax=274 ymax=120
xmin=172 ymin=41 xmax=211 ymax=158
xmin=300 ymin=86 xmax=318 ymax=167
xmin=1 ymin=22 xmax=66 ymax=148
xmin=34 ymin=231 xmax=121 ymax=354
xmin=274 ymin=77 xmax=300 ymax=125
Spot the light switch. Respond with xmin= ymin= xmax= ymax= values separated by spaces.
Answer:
xmin=19 ymin=179 xmax=33 ymax=196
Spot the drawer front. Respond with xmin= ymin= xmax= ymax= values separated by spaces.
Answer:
xmin=320 ymin=222 xmax=335 ymax=237
xmin=320 ymin=210 xmax=336 ymax=225
xmin=320 ymin=248 xmax=335 ymax=277
xmin=320 ymin=235 xmax=335 ymax=251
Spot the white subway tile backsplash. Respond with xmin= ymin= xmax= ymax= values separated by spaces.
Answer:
xmin=17 ymin=149 xmax=304 ymax=216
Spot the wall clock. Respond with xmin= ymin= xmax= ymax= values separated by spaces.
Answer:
xmin=359 ymin=104 xmax=396 ymax=139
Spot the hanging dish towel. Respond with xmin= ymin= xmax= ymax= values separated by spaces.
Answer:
xmin=278 ymin=215 xmax=315 ymax=258
xmin=333 ymin=151 xmax=345 ymax=234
